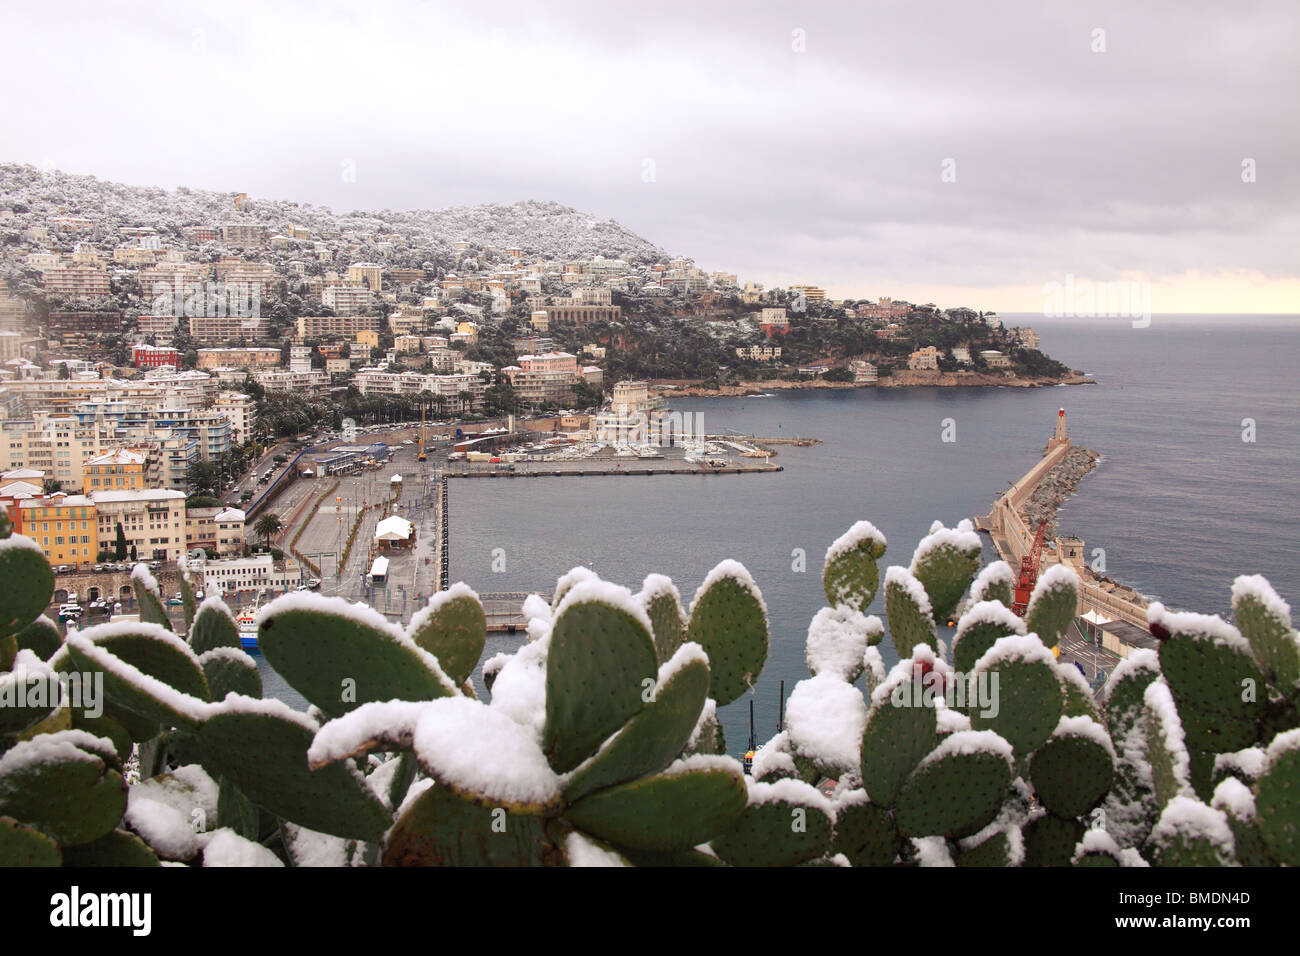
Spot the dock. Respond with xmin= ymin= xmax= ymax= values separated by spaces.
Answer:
xmin=445 ymin=463 xmax=782 ymax=478
xmin=481 ymin=591 xmax=550 ymax=633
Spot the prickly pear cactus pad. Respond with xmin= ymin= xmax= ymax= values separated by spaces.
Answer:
xmin=15 ymin=615 xmax=61 ymax=662
xmin=1057 ymin=662 xmax=1102 ymax=721
xmin=1254 ymin=728 xmax=1300 ymax=865
xmin=1028 ymin=716 xmax=1116 ymax=818
xmin=258 ymin=593 xmax=457 ymax=718
xmin=785 ymin=673 xmax=868 ymax=778
xmin=0 ymin=663 xmax=59 ymax=735
xmin=383 ymin=782 xmax=549 ymax=867
xmin=831 ymin=790 xmax=898 ymax=867
xmin=1142 ymin=678 xmax=1193 ymax=807
xmin=551 ymin=566 xmax=598 ymax=612
xmin=1148 ymin=795 xmax=1236 ymax=866
xmin=544 ymin=580 xmax=659 ymax=773
xmin=0 ymin=731 xmax=126 ymax=847
xmin=131 ymin=563 xmax=172 ymax=631
xmin=197 ymin=696 xmax=392 ymax=841
xmin=188 ymin=596 xmax=242 ymax=654
xmin=970 ymin=561 xmax=1016 ymax=609
xmin=0 ymin=534 xmax=54 ymax=636
xmin=805 ymin=605 xmax=879 ymax=682
xmin=969 ymin=634 xmax=1063 ymax=759
xmin=199 ymin=647 xmax=263 ymax=700
xmin=407 ymin=582 xmax=487 ymax=686
xmin=0 ymin=816 xmax=63 ymax=866
xmin=956 ymin=823 xmax=1025 ymax=867
xmin=1148 ymin=603 xmax=1265 ymax=753
xmin=952 ymin=600 xmax=1025 ymax=674
xmin=1211 ymin=777 xmax=1271 ymax=866
xmin=822 ymin=520 xmax=887 ymax=612
xmin=562 ymin=755 xmax=748 ymax=852
xmin=1070 ymin=828 xmax=1146 ymax=867
xmin=895 ymin=730 xmax=1013 ymax=839
xmin=1023 ymin=565 xmax=1080 ymax=648
xmin=564 ymin=642 xmax=709 ymax=804
xmin=711 ymin=777 xmax=835 ymax=867
xmin=909 ymin=520 xmax=982 ymax=625
xmin=638 ymin=574 xmax=687 ymax=665
xmin=684 ymin=560 xmax=769 ymax=707
xmin=1232 ymin=575 xmax=1299 ymax=699
xmin=883 ymin=566 xmax=938 ymax=658
xmin=860 ymin=656 xmax=940 ymax=808
xmin=65 ymin=624 xmax=212 ymax=731
xmin=1101 ymin=649 xmax=1161 ymax=742
xmin=1020 ymin=811 xmax=1085 ymax=867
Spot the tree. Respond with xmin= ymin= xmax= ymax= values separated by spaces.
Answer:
xmin=129 ymin=544 xmax=137 ymax=562
xmin=114 ymin=523 xmax=128 ymax=561
xmin=254 ymin=513 xmax=283 ymax=549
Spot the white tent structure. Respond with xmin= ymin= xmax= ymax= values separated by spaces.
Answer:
xmin=368 ymin=555 xmax=389 ymax=583
xmin=374 ymin=514 xmax=414 ymax=549
xmin=390 ymin=474 xmax=402 ymax=484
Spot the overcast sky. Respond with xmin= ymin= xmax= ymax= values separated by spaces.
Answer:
xmin=4 ymin=1 xmax=1297 ymax=312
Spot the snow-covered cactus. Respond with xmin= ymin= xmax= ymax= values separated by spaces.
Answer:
xmin=909 ymin=520 xmax=982 ymax=625
xmin=822 ymin=521 xmax=887 ymax=612
xmin=683 ymin=561 xmax=769 ymax=706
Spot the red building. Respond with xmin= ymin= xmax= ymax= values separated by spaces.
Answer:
xmin=133 ymin=344 xmax=181 ymax=369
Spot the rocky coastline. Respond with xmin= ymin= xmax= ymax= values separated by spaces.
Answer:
xmin=651 ymin=370 xmax=1095 ymax=398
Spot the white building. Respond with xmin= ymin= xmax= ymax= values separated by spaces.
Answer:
xmin=90 ymin=488 xmax=188 ymax=562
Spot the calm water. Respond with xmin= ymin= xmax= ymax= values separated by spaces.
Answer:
xmin=265 ymin=315 xmax=1300 ymax=749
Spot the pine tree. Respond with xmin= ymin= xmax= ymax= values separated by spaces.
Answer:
xmin=114 ymin=523 xmax=128 ymax=560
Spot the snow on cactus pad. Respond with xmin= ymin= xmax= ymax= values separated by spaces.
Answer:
xmin=0 ymin=731 xmax=126 ymax=847
xmin=257 ymin=593 xmax=457 ymax=719
xmin=563 ymin=642 xmax=710 ymax=804
xmin=711 ymin=777 xmax=835 ymax=867
xmin=785 ymin=673 xmax=868 ymax=777
xmin=685 ymin=560 xmax=769 ymax=707
xmin=1231 ymin=575 xmax=1299 ymax=700
xmin=896 ymin=730 xmax=1013 ymax=839
xmin=382 ymin=784 xmax=547 ymax=867
xmin=562 ymin=755 xmax=748 ymax=852
xmin=1148 ymin=795 xmax=1236 ymax=867
xmin=1149 ymin=603 xmax=1264 ymax=753
xmin=199 ymin=646 xmax=262 ymax=701
xmin=1101 ymin=649 xmax=1161 ymax=742
xmin=970 ymin=560 xmax=1016 ymax=608
xmin=65 ymin=624 xmax=211 ymax=731
xmin=637 ymin=574 xmax=686 ymax=665
xmin=822 ymin=520 xmax=887 ymax=612
xmin=413 ymin=696 xmax=563 ymax=813
xmin=1142 ymin=679 xmax=1194 ymax=808
xmin=1255 ymin=728 xmax=1300 ymax=865
xmin=908 ymin=520 xmax=982 ymax=625
xmin=860 ymin=653 xmax=940 ymax=808
xmin=543 ymin=580 xmax=658 ymax=773
xmin=883 ymin=565 xmax=937 ymax=659
xmin=805 ymin=605 xmax=881 ymax=682
xmin=15 ymin=614 xmax=61 ymax=662
xmin=0 ymin=533 xmax=54 ymax=638
xmin=969 ymin=634 xmax=1063 ymax=761
xmin=1028 ymin=716 xmax=1116 ymax=818
xmin=188 ymin=596 xmax=241 ymax=654
xmin=406 ymin=582 xmax=487 ymax=686
xmin=196 ymin=696 xmax=391 ymax=841
xmin=952 ymin=600 xmax=1025 ymax=674
xmin=1023 ymin=564 xmax=1080 ymax=647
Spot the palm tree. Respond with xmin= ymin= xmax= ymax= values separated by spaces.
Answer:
xmin=254 ymin=513 xmax=283 ymax=550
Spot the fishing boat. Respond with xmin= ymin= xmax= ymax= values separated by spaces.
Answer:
xmin=236 ymin=602 xmax=260 ymax=652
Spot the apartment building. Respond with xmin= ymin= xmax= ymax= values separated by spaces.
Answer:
xmin=133 ymin=345 xmax=181 ymax=369
xmin=221 ymin=223 xmax=268 ymax=246
xmin=84 ymin=448 xmax=147 ymax=491
xmin=184 ymin=505 xmax=246 ymax=556
xmin=298 ymin=314 xmax=383 ymax=338
xmin=214 ymin=391 xmax=255 ymax=444
xmin=13 ymin=494 xmax=99 ymax=565
xmin=192 ymin=553 xmax=302 ymax=595
xmin=0 ymin=416 xmax=104 ymax=492
xmin=908 ymin=346 xmax=940 ymax=371
xmin=322 ymin=285 xmax=374 ymax=314
xmin=347 ymin=262 xmax=383 ymax=291
xmin=187 ymin=314 xmax=269 ymax=344
xmin=353 ymin=369 xmax=485 ymax=411
xmin=197 ymin=348 xmax=280 ymax=370
xmin=44 ymin=263 xmax=112 ymax=298
xmin=90 ymin=488 xmax=188 ymax=562
xmin=253 ymin=369 xmax=328 ymax=393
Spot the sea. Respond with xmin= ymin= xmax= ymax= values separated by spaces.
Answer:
xmin=266 ymin=315 xmax=1300 ymax=751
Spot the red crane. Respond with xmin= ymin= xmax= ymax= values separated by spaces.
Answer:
xmin=1011 ymin=521 xmax=1048 ymax=616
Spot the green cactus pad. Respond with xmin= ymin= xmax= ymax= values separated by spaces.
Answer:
xmin=1144 ymin=679 xmax=1193 ymax=808
xmin=860 ymin=668 xmax=939 ymax=808
xmin=564 ymin=643 xmax=709 ymax=804
xmin=258 ymin=596 xmax=456 ymax=719
xmin=1058 ymin=667 xmax=1102 ymax=722
xmin=896 ymin=731 xmax=1013 ymax=839
xmin=65 ymin=627 xmax=210 ymax=731
xmin=407 ymin=584 xmax=487 ymax=685
xmin=101 ymin=700 xmax=161 ymax=744
xmin=189 ymin=599 xmax=241 ymax=654
xmin=685 ymin=561 xmax=769 ymax=707
xmin=957 ymin=826 xmax=1020 ymax=866
xmin=563 ymin=756 xmax=747 ymax=852
xmin=710 ymin=778 xmax=834 ymax=867
xmin=639 ymin=574 xmax=686 ymax=664
xmin=196 ymin=697 xmax=392 ymax=842
xmin=544 ymin=585 xmax=659 ymax=773
xmin=178 ymin=572 xmax=197 ymax=632
xmin=382 ymin=783 xmax=549 ymax=866
xmin=0 ymin=733 xmax=126 ymax=846
xmin=832 ymin=793 xmax=899 ymax=866
xmin=132 ymin=568 xmax=172 ymax=631
xmin=0 ymin=670 xmax=59 ymax=736
xmin=1152 ymin=606 xmax=1264 ymax=753
xmin=1029 ymin=717 xmax=1115 ymax=818
xmin=0 ymin=633 xmax=15 ymax=672
xmin=15 ymin=704 xmax=70 ymax=741
xmin=682 ymin=700 xmax=726 ymax=758
xmin=883 ymin=567 xmax=938 ymax=659
xmin=1022 ymin=568 xmax=1077 ymax=648
xmin=0 ymin=815 xmax=61 ymax=866
xmin=60 ymin=828 xmax=161 ymax=867
xmin=952 ymin=601 xmax=1025 ymax=674
xmin=1021 ymin=812 xmax=1085 ymax=867
xmin=970 ymin=561 xmax=1015 ymax=608
xmin=969 ymin=635 xmax=1063 ymax=760
xmin=822 ymin=521 xmax=887 ymax=612
xmin=1231 ymin=575 xmax=1299 ymax=699
xmin=15 ymin=615 xmax=61 ymax=661
xmin=69 ymin=713 xmax=133 ymax=765
xmin=1255 ymin=730 xmax=1300 ymax=865
xmin=217 ymin=774 xmax=260 ymax=843
xmin=617 ymin=845 xmax=727 ymax=867
xmin=1148 ymin=796 xmax=1235 ymax=866
xmin=0 ymin=535 xmax=54 ymax=637
xmin=199 ymin=648 xmax=263 ymax=701
xmin=1211 ymin=778 xmax=1271 ymax=866
xmin=909 ymin=523 xmax=981 ymax=625
xmin=1101 ymin=650 xmax=1161 ymax=743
